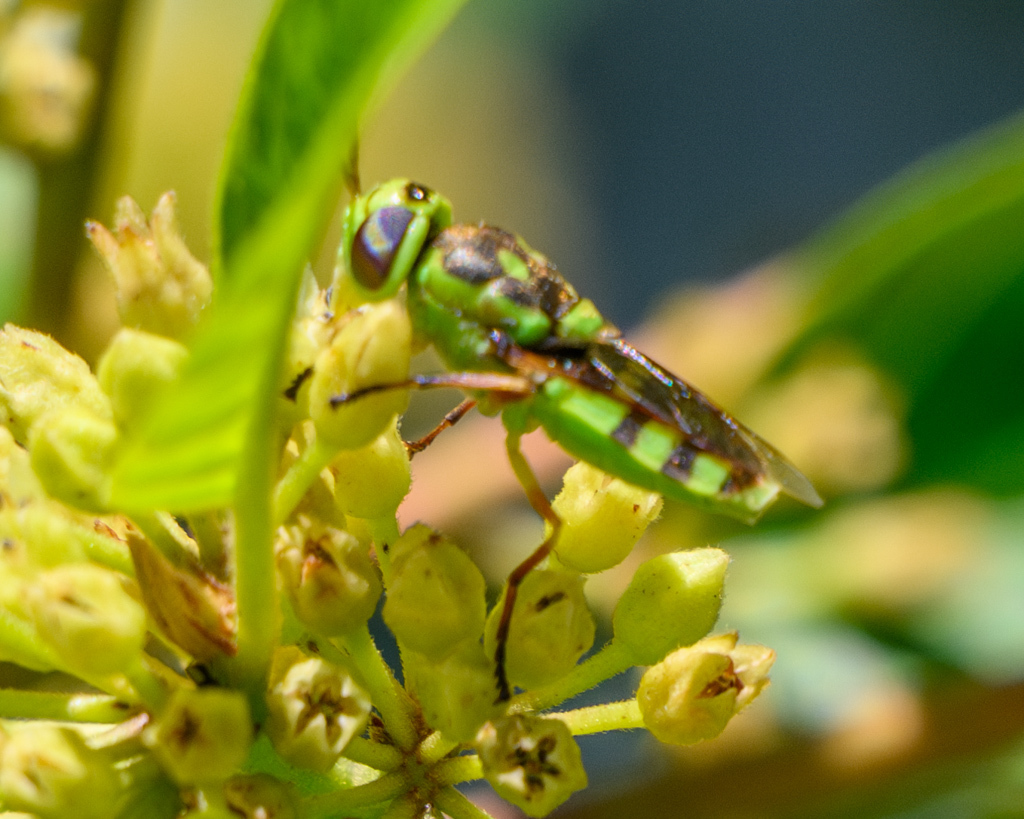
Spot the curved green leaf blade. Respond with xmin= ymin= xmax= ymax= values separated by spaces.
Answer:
xmin=780 ymin=109 xmax=1024 ymax=494
xmin=107 ymin=0 xmax=467 ymax=512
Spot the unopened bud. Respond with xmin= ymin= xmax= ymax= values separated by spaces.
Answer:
xmin=484 ymin=569 xmax=595 ymax=690
xmin=0 ymin=723 xmax=119 ymax=819
xmin=86 ymin=192 xmax=212 ymax=338
xmin=0 ymin=324 xmax=111 ymax=444
xmin=309 ymin=301 xmax=411 ymax=450
xmin=637 ymin=632 xmax=774 ymax=745
xmin=96 ymin=328 xmax=188 ymax=433
xmin=24 ymin=563 xmax=145 ymax=677
xmin=0 ymin=8 xmax=96 ymax=154
xmin=405 ymin=641 xmax=501 ymax=742
xmin=280 ymin=270 xmax=334 ymax=422
xmin=332 ymin=423 xmax=411 ymax=519
xmin=146 ymin=688 xmax=252 ymax=784
xmin=476 ymin=715 xmax=587 ymax=818
xmin=552 ymin=462 xmax=662 ymax=573
xmin=265 ymin=647 xmax=371 ymax=772
xmin=383 ymin=524 xmax=486 ymax=660
xmin=128 ymin=529 xmax=236 ymax=661
xmin=276 ymin=519 xmax=381 ymax=635
xmin=613 ymin=548 xmax=728 ymax=665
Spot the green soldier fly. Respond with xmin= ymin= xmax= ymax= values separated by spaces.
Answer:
xmin=332 ymin=178 xmax=822 ymax=700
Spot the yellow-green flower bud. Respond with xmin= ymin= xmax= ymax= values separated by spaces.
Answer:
xmin=28 ymin=407 xmax=117 ymax=512
xmin=332 ymin=423 xmax=411 ymax=519
xmin=484 ymin=569 xmax=595 ymax=690
xmin=145 ymin=688 xmax=252 ymax=784
xmin=128 ymin=529 xmax=236 ymax=661
xmin=280 ymin=270 xmax=334 ymax=423
xmin=0 ymin=324 xmax=111 ymax=444
xmin=86 ymin=192 xmax=212 ymax=338
xmin=265 ymin=646 xmax=371 ymax=772
xmin=637 ymin=633 xmax=774 ymax=745
xmin=96 ymin=328 xmax=188 ymax=433
xmin=224 ymin=774 xmax=299 ymax=819
xmin=24 ymin=563 xmax=145 ymax=676
xmin=404 ymin=641 xmax=501 ymax=742
xmin=276 ymin=518 xmax=381 ymax=635
xmin=0 ymin=724 xmax=119 ymax=819
xmin=476 ymin=715 xmax=587 ymax=818
xmin=383 ymin=524 xmax=486 ymax=660
xmin=0 ymin=423 xmax=44 ymax=504
xmin=612 ymin=548 xmax=728 ymax=666
xmin=308 ymin=301 xmax=411 ymax=450
xmin=551 ymin=462 xmax=662 ymax=573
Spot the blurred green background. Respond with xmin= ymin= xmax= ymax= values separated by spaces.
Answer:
xmin=4 ymin=1 xmax=1024 ymax=817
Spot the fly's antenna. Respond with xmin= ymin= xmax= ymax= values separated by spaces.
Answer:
xmin=344 ymin=141 xmax=361 ymax=196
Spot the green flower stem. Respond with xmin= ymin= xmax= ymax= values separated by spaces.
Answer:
xmin=130 ymin=510 xmax=196 ymax=567
xmin=187 ymin=511 xmax=228 ymax=573
xmin=511 ymin=638 xmax=633 ymax=714
xmin=417 ymin=730 xmax=460 ymax=766
xmin=552 ymin=699 xmax=643 ymax=736
xmin=342 ymin=736 xmax=403 ymax=771
xmin=272 ymin=435 xmax=336 ymax=525
xmin=122 ymin=657 xmax=169 ymax=711
xmin=303 ymin=770 xmax=407 ymax=819
xmin=335 ymin=625 xmax=418 ymax=751
xmin=366 ymin=515 xmax=400 ymax=581
xmin=0 ymin=689 xmax=130 ymax=722
xmin=433 ymin=754 xmax=483 ymax=787
xmin=0 ymin=607 xmax=62 ymax=670
xmin=76 ymin=527 xmax=134 ymax=576
xmin=434 ymin=786 xmax=493 ymax=819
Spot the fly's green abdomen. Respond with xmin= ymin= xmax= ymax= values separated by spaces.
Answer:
xmin=530 ymin=376 xmax=780 ymax=522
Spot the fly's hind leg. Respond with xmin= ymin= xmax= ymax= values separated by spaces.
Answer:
xmin=491 ymin=431 xmax=562 ymax=702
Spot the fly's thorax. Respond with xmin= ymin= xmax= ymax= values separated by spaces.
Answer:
xmin=413 ymin=223 xmax=614 ymax=351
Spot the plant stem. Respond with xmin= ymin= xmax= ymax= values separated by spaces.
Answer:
xmin=130 ymin=510 xmax=196 ymax=567
xmin=272 ymin=434 xmax=336 ymax=525
xmin=433 ymin=754 xmax=482 ymax=786
xmin=343 ymin=736 xmax=403 ymax=772
xmin=511 ymin=639 xmax=634 ymax=713
xmin=551 ymin=699 xmax=644 ymax=735
xmin=417 ymin=730 xmax=460 ymax=766
xmin=0 ymin=607 xmax=62 ymax=670
xmin=336 ymin=625 xmax=418 ymax=751
xmin=0 ymin=689 xmax=130 ymax=722
xmin=434 ymin=787 xmax=494 ymax=819
xmin=232 ymin=422 xmax=280 ymax=716
xmin=303 ymin=770 xmax=407 ymax=819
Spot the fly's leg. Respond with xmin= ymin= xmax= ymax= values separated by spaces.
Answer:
xmin=405 ymin=398 xmax=477 ymax=457
xmin=492 ymin=431 xmax=562 ymax=702
xmin=329 ymin=372 xmax=532 ymax=407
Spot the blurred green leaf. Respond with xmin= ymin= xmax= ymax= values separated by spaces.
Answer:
xmin=0 ymin=149 xmax=37 ymax=323
xmin=107 ymin=0 xmax=467 ymax=511
xmin=784 ymin=109 xmax=1024 ymax=494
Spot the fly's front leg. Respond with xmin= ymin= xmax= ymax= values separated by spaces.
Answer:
xmin=492 ymin=431 xmax=562 ymax=702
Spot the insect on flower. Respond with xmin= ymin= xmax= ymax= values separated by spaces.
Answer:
xmin=332 ymin=179 xmax=822 ymax=700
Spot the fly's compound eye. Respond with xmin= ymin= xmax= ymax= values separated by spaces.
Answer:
xmin=351 ymin=206 xmax=416 ymax=291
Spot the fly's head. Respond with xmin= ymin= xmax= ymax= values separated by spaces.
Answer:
xmin=340 ymin=179 xmax=453 ymax=301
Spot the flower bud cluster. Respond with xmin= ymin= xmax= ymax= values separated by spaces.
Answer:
xmin=0 ymin=192 xmax=786 ymax=819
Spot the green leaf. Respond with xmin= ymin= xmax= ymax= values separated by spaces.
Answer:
xmin=781 ymin=109 xmax=1024 ymax=493
xmin=107 ymin=0 xmax=468 ymax=512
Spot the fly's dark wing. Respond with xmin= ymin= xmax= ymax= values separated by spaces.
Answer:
xmin=585 ymin=339 xmax=822 ymax=507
